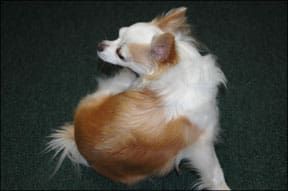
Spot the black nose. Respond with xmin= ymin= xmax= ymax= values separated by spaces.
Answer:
xmin=97 ymin=42 xmax=107 ymax=52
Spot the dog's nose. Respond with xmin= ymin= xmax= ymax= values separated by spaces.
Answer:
xmin=97 ymin=42 xmax=107 ymax=52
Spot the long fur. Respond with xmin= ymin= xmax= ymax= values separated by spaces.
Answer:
xmin=45 ymin=7 xmax=230 ymax=190
xmin=45 ymin=123 xmax=88 ymax=177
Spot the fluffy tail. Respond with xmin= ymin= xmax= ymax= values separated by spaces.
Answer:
xmin=45 ymin=123 xmax=88 ymax=178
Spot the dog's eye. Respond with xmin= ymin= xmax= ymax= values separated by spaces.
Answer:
xmin=116 ymin=47 xmax=125 ymax=60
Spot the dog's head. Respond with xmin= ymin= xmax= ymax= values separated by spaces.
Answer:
xmin=97 ymin=7 xmax=191 ymax=76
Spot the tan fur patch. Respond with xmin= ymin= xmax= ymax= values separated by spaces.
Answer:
xmin=152 ymin=7 xmax=191 ymax=35
xmin=128 ymin=43 xmax=151 ymax=65
xmin=145 ymin=33 xmax=178 ymax=80
xmin=151 ymin=32 xmax=177 ymax=65
xmin=74 ymin=89 xmax=202 ymax=185
xmin=127 ymin=38 xmax=178 ymax=81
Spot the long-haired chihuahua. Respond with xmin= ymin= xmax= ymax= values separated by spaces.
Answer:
xmin=46 ymin=7 xmax=230 ymax=190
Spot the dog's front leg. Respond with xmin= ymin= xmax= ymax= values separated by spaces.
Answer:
xmin=184 ymin=141 xmax=230 ymax=190
xmin=79 ymin=68 xmax=137 ymax=104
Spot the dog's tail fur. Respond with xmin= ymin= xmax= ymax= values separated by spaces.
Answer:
xmin=45 ymin=123 xmax=88 ymax=177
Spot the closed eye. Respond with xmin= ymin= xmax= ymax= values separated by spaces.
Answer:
xmin=116 ymin=47 xmax=125 ymax=60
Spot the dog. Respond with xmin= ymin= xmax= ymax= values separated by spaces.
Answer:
xmin=46 ymin=7 xmax=230 ymax=190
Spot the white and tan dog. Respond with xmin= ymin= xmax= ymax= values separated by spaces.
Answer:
xmin=46 ymin=7 xmax=230 ymax=190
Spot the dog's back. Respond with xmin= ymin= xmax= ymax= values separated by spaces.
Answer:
xmin=74 ymin=89 xmax=200 ymax=184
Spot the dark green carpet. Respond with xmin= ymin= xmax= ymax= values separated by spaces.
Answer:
xmin=1 ymin=1 xmax=287 ymax=190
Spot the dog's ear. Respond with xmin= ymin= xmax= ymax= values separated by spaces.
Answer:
xmin=151 ymin=32 xmax=177 ymax=64
xmin=152 ymin=7 xmax=190 ymax=35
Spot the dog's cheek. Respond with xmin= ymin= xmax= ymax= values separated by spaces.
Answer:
xmin=127 ymin=43 xmax=151 ymax=66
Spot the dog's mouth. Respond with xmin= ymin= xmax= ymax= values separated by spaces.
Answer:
xmin=97 ymin=59 xmax=139 ymax=77
xmin=97 ymin=53 xmax=143 ymax=77
xmin=97 ymin=60 xmax=125 ymax=76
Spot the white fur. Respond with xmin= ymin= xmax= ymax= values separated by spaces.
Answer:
xmin=176 ymin=140 xmax=229 ymax=190
xmin=45 ymin=123 xmax=88 ymax=178
xmin=82 ymin=68 xmax=137 ymax=102
xmin=97 ymin=23 xmax=162 ymax=75
xmin=46 ymin=69 xmax=137 ymax=177
xmin=147 ymin=35 xmax=229 ymax=190
xmin=46 ymin=8 xmax=230 ymax=190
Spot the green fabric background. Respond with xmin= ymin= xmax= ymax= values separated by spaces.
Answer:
xmin=1 ymin=1 xmax=287 ymax=190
